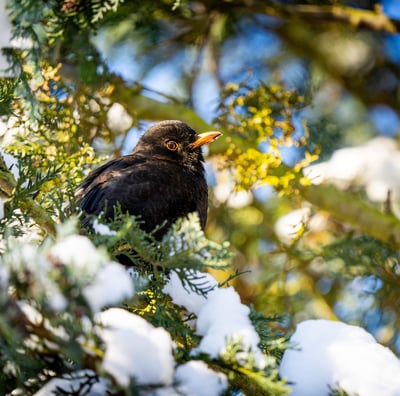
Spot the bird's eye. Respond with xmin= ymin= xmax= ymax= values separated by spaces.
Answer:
xmin=165 ymin=140 xmax=178 ymax=151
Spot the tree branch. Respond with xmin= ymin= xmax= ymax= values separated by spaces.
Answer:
xmin=110 ymin=77 xmax=216 ymax=133
xmin=298 ymin=183 xmax=400 ymax=250
xmin=109 ymin=80 xmax=400 ymax=250
xmin=0 ymin=153 xmax=16 ymax=198
xmin=19 ymin=198 xmax=57 ymax=238
xmin=0 ymin=153 xmax=56 ymax=238
xmin=258 ymin=2 xmax=399 ymax=33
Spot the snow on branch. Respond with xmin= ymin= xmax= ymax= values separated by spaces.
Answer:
xmin=280 ymin=319 xmax=400 ymax=395
xmin=1 ymin=215 xmax=287 ymax=395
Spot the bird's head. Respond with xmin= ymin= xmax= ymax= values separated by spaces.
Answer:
xmin=134 ymin=120 xmax=222 ymax=171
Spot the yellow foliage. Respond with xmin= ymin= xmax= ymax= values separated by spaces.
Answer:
xmin=4 ymin=63 xmax=112 ymax=219
xmin=217 ymin=83 xmax=318 ymax=194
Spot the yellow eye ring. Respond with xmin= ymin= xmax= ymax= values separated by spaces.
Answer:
xmin=165 ymin=140 xmax=178 ymax=151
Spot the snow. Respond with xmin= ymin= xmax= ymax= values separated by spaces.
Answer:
xmin=50 ymin=234 xmax=135 ymax=311
xmin=107 ymin=102 xmax=133 ymax=133
xmin=163 ymin=270 xmax=218 ymax=315
xmin=274 ymin=207 xmax=311 ymax=245
xmin=15 ymin=226 xmax=400 ymax=396
xmin=18 ymin=301 xmax=44 ymax=326
xmin=49 ymin=234 xmax=107 ymax=282
xmin=92 ymin=218 xmax=117 ymax=236
xmin=2 ymin=233 xmax=133 ymax=312
xmin=195 ymin=287 xmax=264 ymax=367
xmin=83 ymin=262 xmax=134 ymax=312
xmin=18 ymin=300 xmax=70 ymax=355
xmin=1 ymin=241 xmax=68 ymax=311
xmin=213 ymin=169 xmax=253 ymax=208
xmin=37 ymin=365 xmax=229 ymax=396
xmin=304 ymin=137 xmax=400 ymax=216
xmin=163 ymin=270 xmax=266 ymax=369
xmin=280 ymin=319 xmax=400 ymax=396
xmin=96 ymin=307 xmax=175 ymax=387
xmin=175 ymin=360 xmax=228 ymax=396
xmin=0 ymin=260 xmax=9 ymax=289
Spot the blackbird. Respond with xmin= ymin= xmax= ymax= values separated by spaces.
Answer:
xmin=75 ymin=120 xmax=221 ymax=238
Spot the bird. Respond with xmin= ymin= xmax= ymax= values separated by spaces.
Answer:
xmin=75 ymin=120 xmax=222 ymax=240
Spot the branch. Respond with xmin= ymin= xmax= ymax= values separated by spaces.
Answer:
xmin=19 ymin=198 xmax=57 ymax=238
xmin=107 ymin=76 xmax=237 ymax=159
xmin=108 ymin=79 xmax=400 ymax=250
xmin=0 ymin=153 xmax=56 ymax=238
xmin=258 ymin=2 xmax=399 ymax=33
xmin=0 ymin=153 xmax=16 ymax=198
xmin=110 ymin=77 xmax=215 ymax=133
xmin=298 ymin=183 xmax=400 ymax=250
xmin=273 ymin=23 xmax=400 ymax=112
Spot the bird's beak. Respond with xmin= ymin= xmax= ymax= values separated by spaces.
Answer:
xmin=190 ymin=131 xmax=222 ymax=149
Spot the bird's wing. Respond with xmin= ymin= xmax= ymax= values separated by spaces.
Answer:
xmin=105 ymin=160 xmax=206 ymax=232
xmin=75 ymin=156 xmax=143 ymax=224
xmin=76 ymin=156 xmax=207 ymax=232
xmin=76 ymin=158 xmax=119 ymax=200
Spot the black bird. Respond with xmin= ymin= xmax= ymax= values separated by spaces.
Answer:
xmin=75 ymin=120 xmax=221 ymax=238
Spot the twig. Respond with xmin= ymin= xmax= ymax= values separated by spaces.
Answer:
xmin=297 ymin=183 xmax=400 ymax=250
xmin=0 ymin=152 xmax=56 ymax=238
xmin=257 ymin=2 xmax=399 ymax=33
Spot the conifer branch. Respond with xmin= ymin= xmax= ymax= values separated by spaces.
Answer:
xmin=19 ymin=198 xmax=57 ymax=238
xmin=257 ymin=2 xmax=399 ymax=33
xmin=0 ymin=152 xmax=17 ymax=198
xmin=0 ymin=152 xmax=56 ymax=238
xmin=298 ymin=183 xmax=400 ymax=250
xmin=97 ymin=77 xmax=400 ymax=252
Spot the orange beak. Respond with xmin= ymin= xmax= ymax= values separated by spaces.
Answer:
xmin=190 ymin=131 xmax=222 ymax=149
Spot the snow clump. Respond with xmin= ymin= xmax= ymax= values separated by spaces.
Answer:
xmin=280 ymin=319 xmax=400 ymax=396
xmin=163 ymin=270 xmax=266 ymax=369
xmin=95 ymin=307 xmax=175 ymax=387
xmin=304 ymin=137 xmax=400 ymax=217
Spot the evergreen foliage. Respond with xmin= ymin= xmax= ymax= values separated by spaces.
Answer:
xmin=1 ymin=0 xmax=400 ymax=394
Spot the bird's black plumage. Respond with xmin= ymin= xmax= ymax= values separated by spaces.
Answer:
xmin=75 ymin=120 xmax=221 ymax=238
